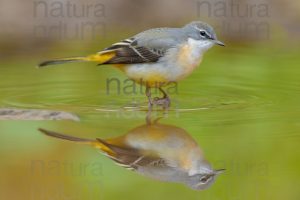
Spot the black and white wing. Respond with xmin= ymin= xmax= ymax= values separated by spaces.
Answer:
xmin=100 ymin=28 xmax=182 ymax=64
xmin=96 ymin=138 xmax=175 ymax=171
xmin=100 ymin=38 xmax=163 ymax=64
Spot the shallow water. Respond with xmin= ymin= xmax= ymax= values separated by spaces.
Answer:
xmin=0 ymin=46 xmax=300 ymax=199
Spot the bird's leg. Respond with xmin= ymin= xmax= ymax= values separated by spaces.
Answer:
xmin=153 ymin=87 xmax=171 ymax=109
xmin=146 ymin=108 xmax=152 ymax=125
xmin=160 ymin=87 xmax=171 ymax=109
xmin=145 ymin=86 xmax=153 ymax=111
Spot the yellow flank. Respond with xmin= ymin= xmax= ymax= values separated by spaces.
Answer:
xmin=113 ymin=64 xmax=127 ymax=72
xmin=123 ymin=69 xmax=169 ymax=88
xmin=130 ymin=72 xmax=169 ymax=88
xmin=146 ymin=73 xmax=168 ymax=87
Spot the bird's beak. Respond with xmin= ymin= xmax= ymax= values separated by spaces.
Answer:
xmin=214 ymin=168 xmax=226 ymax=175
xmin=214 ymin=40 xmax=225 ymax=47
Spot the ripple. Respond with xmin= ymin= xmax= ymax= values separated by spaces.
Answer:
xmin=0 ymin=79 xmax=272 ymax=116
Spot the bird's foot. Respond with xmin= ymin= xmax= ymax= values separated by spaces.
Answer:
xmin=153 ymin=96 xmax=171 ymax=109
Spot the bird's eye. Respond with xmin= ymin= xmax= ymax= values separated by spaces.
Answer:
xmin=200 ymin=31 xmax=206 ymax=37
xmin=199 ymin=176 xmax=210 ymax=183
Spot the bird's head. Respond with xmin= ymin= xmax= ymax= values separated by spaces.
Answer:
xmin=183 ymin=21 xmax=225 ymax=51
xmin=186 ymin=160 xmax=225 ymax=190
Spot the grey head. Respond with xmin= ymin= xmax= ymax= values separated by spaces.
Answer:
xmin=182 ymin=21 xmax=225 ymax=47
xmin=185 ymin=160 xmax=225 ymax=190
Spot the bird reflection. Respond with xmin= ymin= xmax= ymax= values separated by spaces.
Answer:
xmin=39 ymin=115 xmax=224 ymax=190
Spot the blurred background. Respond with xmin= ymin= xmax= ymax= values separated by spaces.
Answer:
xmin=0 ymin=0 xmax=300 ymax=199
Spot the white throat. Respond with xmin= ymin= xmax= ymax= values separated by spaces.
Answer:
xmin=187 ymin=38 xmax=214 ymax=57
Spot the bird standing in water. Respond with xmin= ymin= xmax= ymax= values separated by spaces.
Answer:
xmin=38 ymin=21 xmax=224 ymax=109
xmin=39 ymin=119 xmax=225 ymax=190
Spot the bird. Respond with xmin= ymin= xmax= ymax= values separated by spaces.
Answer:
xmin=39 ymin=119 xmax=225 ymax=190
xmin=38 ymin=21 xmax=225 ymax=109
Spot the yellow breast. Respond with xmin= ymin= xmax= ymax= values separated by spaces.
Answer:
xmin=176 ymin=43 xmax=203 ymax=79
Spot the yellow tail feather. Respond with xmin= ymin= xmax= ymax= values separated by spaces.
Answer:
xmin=38 ymin=51 xmax=116 ymax=68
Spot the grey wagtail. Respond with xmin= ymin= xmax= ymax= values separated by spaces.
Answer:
xmin=39 ymin=120 xmax=225 ymax=190
xmin=38 ymin=21 xmax=224 ymax=109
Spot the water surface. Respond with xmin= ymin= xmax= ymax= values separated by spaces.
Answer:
xmin=0 ymin=46 xmax=299 ymax=200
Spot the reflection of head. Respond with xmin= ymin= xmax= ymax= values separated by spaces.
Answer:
xmin=187 ymin=165 xmax=225 ymax=190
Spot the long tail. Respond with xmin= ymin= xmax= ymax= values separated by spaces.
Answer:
xmin=38 ymin=128 xmax=114 ymax=155
xmin=38 ymin=51 xmax=116 ymax=68
xmin=39 ymin=128 xmax=93 ymax=143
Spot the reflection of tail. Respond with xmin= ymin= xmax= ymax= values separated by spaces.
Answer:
xmin=38 ymin=51 xmax=116 ymax=68
xmin=39 ymin=128 xmax=143 ymax=171
xmin=38 ymin=128 xmax=114 ymax=155
xmin=39 ymin=128 xmax=93 ymax=143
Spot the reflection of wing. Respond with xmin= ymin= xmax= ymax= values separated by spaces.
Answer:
xmin=96 ymin=138 xmax=174 ymax=171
